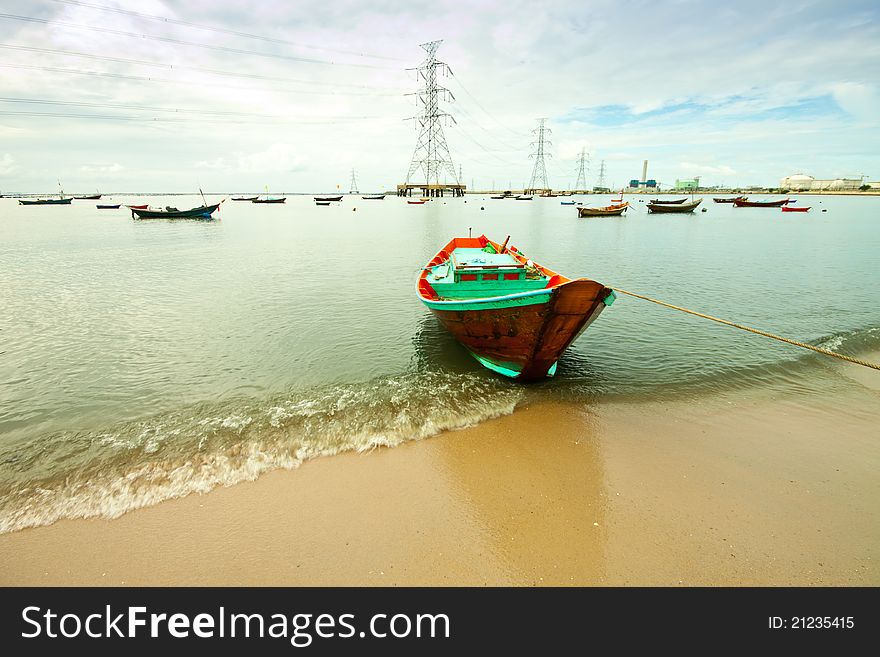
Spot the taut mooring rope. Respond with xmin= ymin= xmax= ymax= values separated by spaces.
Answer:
xmin=612 ymin=287 xmax=880 ymax=372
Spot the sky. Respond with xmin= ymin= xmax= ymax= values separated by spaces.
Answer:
xmin=0 ymin=0 xmax=878 ymax=193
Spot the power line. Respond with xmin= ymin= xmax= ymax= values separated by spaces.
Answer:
xmin=0 ymin=63 xmax=402 ymax=97
xmin=48 ymin=0 xmax=405 ymax=62
xmin=0 ymin=13 xmax=395 ymax=70
xmin=447 ymin=69 xmax=528 ymax=141
xmin=0 ymin=44 xmax=407 ymax=90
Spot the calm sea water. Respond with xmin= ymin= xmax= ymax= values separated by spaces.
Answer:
xmin=1 ymin=193 xmax=878 ymax=530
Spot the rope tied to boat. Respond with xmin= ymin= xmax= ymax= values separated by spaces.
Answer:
xmin=612 ymin=287 xmax=880 ymax=371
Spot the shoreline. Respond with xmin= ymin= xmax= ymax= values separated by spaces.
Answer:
xmin=1 ymin=378 xmax=877 ymax=586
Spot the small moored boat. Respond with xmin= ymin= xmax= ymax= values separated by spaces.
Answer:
xmin=713 ymin=196 xmax=747 ymax=203
xmin=417 ymin=234 xmax=615 ymax=380
xmin=125 ymin=204 xmax=149 ymax=210
xmin=74 ymin=194 xmax=102 ymax=200
xmin=649 ymin=198 xmax=687 ymax=204
xmin=647 ymin=199 xmax=703 ymax=213
xmin=314 ymin=195 xmax=343 ymax=202
xmin=315 ymin=201 xmax=331 ymax=206
xmin=361 ymin=195 xmax=385 ymax=200
xmin=252 ymin=197 xmax=286 ymax=204
xmin=781 ymin=205 xmax=811 ymax=212
xmin=130 ymin=202 xmax=222 ymax=219
xmin=578 ymin=204 xmax=628 ymax=217
xmin=733 ymin=198 xmax=789 ymax=207
xmin=19 ymin=197 xmax=73 ymax=205
xmin=515 ymin=195 xmax=533 ymax=200
xmin=407 ymin=200 xmax=426 ymax=204
xmin=96 ymin=203 xmax=121 ymax=209
xmin=231 ymin=196 xmax=259 ymax=201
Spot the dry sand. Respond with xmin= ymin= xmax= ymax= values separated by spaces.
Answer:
xmin=1 ymin=381 xmax=877 ymax=586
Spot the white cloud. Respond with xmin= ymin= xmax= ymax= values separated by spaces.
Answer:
xmin=78 ymin=163 xmax=124 ymax=174
xmin=237 ymin=144 xmax=306 ymax=174
xmin=0 ymin=153 xmax=19 ymax=175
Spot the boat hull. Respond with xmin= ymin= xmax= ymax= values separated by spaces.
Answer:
xmin=647 ymin=199 xmax=702 ymax=213
xmin=422 ymin=278 xmax=611 ymax=381
xmin=18 ymin=198 xmax=73 ymax=205
xmin=578 ymin=205 xmax=626 ymax=217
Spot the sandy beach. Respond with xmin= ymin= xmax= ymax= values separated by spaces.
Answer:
xmin=2 ymin=371 xmax=877 ymax=587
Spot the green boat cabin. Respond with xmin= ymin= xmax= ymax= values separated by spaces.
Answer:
xmin=426 ymin=247 xmax=548 ymax=299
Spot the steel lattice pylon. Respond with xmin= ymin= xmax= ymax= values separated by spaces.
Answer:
xmin=596 ymin=160 xmax=607 ymax=189
xmin=404 ymin=40 xmax=460 ymax=187
xmin=527 ymin=118 xmax=552 ymax=191
xmin=574 ymin=147 xmax=589 ymax=190
xmin=349 ymin=168 xmax=359 ymax=194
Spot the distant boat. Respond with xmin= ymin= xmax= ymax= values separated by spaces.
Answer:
xmin=417 ymin=234 xmax=615 ymax=381
xmin=490 ymin=195 xmax=506 ymax=199
xmin=560 ymin=200 xmax=576 ymax=205
xmin=96 ymin=203 xmax=121 ymax=209
xmin=231 ymin=196 xmax=259 ymax=201
xmin=713 ymin=196 xmax=747 ymax=203
xmin=314 ymin=195 xmax=343 ymax=202
xmin=315 ymin=201 xmax=331 ymax=206
xmin=361 ymin=195 xmax=385 ymax=200
xmin=125 ymin=204 xmax=149 ymax=210
xmin=130 ymin=202 xmax=221 ymax=219
xmin=781 ymin=205 xmax=811 ymax=212
xmin=252 ymin=197 xmax=286 ymax=204
xmin=515 ymin=195 xmax=533 ymax=200
xmin=407 ymin=200 xmax=426 ymax=205
xmin=649 ymin=198 xmax=687 ymax=204
xmin=19 ymin=197 xmax=73 ymax=205
xmin=647 ymin=199 xmax=703 ymax=213
xmin=733 ymin=198 xmax=789 ymax=207
xmin=74 ymin=194 xmax=102 ymax=200
xmin=578 ymin=205 xmax=627 ymax=217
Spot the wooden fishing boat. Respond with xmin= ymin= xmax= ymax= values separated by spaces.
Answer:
xmin=733 ymin=198 xmax=789 ymax=207
xmin=713 ymin=196 xmax=747 ymax=203
xmin=647 ymin=198 xmax=702 ymax=213
xmin=417 ymin=234 xmax=615 ymax=381
xmin=125 ymin=204 xmax=149 ymax=210
xmin=649 ymin=198 xmax=687 ymax=204
xmin=252 ymin=197 xmax=286 ymax=203
xmin=315 ymin=201 xmax=331 ymax=206
xmin=74 ymin=194 xmax=102 ymax=200
xmin=407 ymin=200 xmax=426 ymax=204
xmin=130 ymin=202 xmax=221 ymax=219
xmin=781 ymin=205 xmax=811 ymax=212
xmin=314 ymin=195 xmax=343 ymax=202
xmin=361 ymin=195 xmax=385 ymax=200
xmin=96 ymin=203 xmax=121 ymax=209
xmin=578 ymin=205 xmax=627 ymax=217
xmin=231 ymin=196 xmax=259 ymax=201
xmin=19 ymin=197 xmax=73 ymax=205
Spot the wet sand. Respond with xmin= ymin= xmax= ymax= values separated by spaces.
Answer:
xmin=1 ymin=382 xmax=878 ymax=586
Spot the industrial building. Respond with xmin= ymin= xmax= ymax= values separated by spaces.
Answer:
xmin=674 ymin=177 xmax=700 ymax=190
xmin=779 ymin=174 xmax=863 ymax=191
xmin=628 ymin=160 xmax=657 ymax=189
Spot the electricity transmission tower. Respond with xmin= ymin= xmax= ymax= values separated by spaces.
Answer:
xmin=596 ymin=160 xmax=607 ymax=189
xmin=527 ymin=119 xmax=551 ymax=192
xmin=574 ymin=147 xmax=589 ymax=191
xmin=404 ymin=40 xmax=460 ymax=189
xmin=349 ymin=168 xmax=359 ymax=194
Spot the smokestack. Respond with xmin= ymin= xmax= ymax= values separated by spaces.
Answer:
xmin=642 ymin=160 xmax=648 ymax=183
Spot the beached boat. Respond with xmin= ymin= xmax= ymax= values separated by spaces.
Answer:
xmin=18 ymin=197 xmax=73 ymax=205
xmin=713 ymin=196 xmax=747 ymax=203
xmin=649 ymin=198 xmax=687 ymax=204
xmin=407 ymin=200 xmax=426 ymax=204
xmin=96 ymin=203 xmax=121 ymax=209
xmin=781 ymin=205 xmax=811 ymax=212
xmin=647 ymin=199 xmax=703 ymax=213
xmin=361 ymin=195 xmax=385 ymax=200
xmin=74 ymin=194 xmax=102 ymax=200
xmin=130 ymin=202 xmax=221 ymax=219
xmin=578 ymin=205 xmax=627 ymax=217
xmin=733 ymin=198 xmax=789 ymax=207
xmin=231 ymin=196 xmax=259 ymax=201
xmin=252 ymin=197 xmax=286 ymax=204
xmin=416 ymin=234 xmax=615 ymax=381
xmin=314 ymin=195 xmax=343 ymax=202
